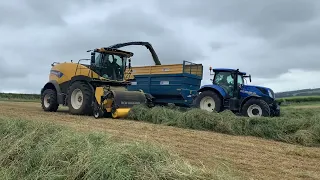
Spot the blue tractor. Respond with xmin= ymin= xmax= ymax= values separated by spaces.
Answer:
xmin=193 ymin=67 xmax=280 ymax=117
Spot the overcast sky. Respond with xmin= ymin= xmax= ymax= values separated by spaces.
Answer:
xmin=1 ymin=0 xmax=320 ymax=93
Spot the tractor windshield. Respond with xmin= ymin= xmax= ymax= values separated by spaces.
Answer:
xmin=213 ymin=71 xmax=243 ymax=96
xmin=92 ymin=52 xmax=126 ymax=80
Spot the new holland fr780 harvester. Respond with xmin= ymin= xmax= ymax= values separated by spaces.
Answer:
xmin=40 ymin=45 xmax=156 ymax=119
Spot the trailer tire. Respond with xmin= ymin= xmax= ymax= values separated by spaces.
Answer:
xmin=41 ymin=89 xmax=59 ymax=112
xmin=242 ymin=98 xmax=270 ymax=117
xmin=194 ymin=90 xmax=222 ymax=112
xmin=67 ymin=81 xmax=93 ymax=115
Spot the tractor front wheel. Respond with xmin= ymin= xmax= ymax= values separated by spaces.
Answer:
xmin=194 ymin=90 xmax=222 ymax=112
xmin=41 ymin=89 xmax=59 ymax=112
xmin=67 ymin=82 xmax=93 ymax=115
xmin=241 ymin=98 xmax=270 ymax=117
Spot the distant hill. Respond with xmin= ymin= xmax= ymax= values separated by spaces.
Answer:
xmin=275 ymin=88 xmax=320 ymax=98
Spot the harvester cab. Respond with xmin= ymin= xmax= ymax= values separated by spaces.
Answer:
xmin=193 ymin=67 xmax=280 ymax=117
xmin=40 ymin=46 xmax=153 ymax=119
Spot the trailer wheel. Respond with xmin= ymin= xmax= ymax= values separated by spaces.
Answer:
xmin=242 ymin=98 xmax=270 ymax=117
xmin=194 ymin=90 xmax=222 ymax=112
xmin=67 ymin=81 xmax=93 ymax=115
xmin=41 ymin=89 xmax=59 ymax=112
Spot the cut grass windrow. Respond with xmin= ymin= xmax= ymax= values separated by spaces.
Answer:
xmin=127 ymin=105 xmax=320 ymax=147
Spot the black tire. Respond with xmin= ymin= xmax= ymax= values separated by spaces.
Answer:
xmin=67 ymin=81 xmax=93 ymax=115
xmin=41 ymin=89 xmax=59 ymax=112
xmin=241 ymin=98 xmax=270 ymax=117
xmin=194 ymin=90 xmax=222 ymax=112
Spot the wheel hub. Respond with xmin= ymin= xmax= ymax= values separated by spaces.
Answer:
xmin=43 ymin=94 xmax=51 ymax=108
xmin=70 ymin=88 xmax=84 ymax=110
xmin=247 ymin=104 xmax=262 ymax=117
xmin=199 ymin=96 xmax=215 ymax=112
xmin=78 ymin=96 xmax=82 ymax=103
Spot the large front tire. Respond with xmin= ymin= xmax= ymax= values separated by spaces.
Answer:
xmin=41 ymin=89 xmax=59 ymax=112
xmin=67 ymin=81 xmax=93 ymax=115
xmin=241 ymin=98 xmax=270 ymax=117
xmin=194 ymin=90 xmax=222 ymax=112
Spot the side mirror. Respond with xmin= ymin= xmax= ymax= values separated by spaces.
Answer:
xmin=249 ymin=74 xmax=252 ymax=82
xmin=90 ymin=52 xmax=95 ymax=64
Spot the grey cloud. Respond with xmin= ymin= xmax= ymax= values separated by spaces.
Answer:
xmin=157 ymin=0 xmax=318 ymax=38
xmin=0 ymin=57 xmax=32 ymax=79
xmin=0 ymin=0 xmax=109 ymax=27
xmin=155 ymin=0 xmax=320 ymax=79
xmin=0 ymin=1 xmax=203 ymax=92
xmin=1 ymin=0 xmax=320 ymax=93
xmin=274 ymin=22 xmax=320 ymax=48
xmin=46 ymin=7 xmax=203 ymax=66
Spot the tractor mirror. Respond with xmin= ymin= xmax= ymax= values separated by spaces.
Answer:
xmin=249 ymin=74 xmax=252 ymax=82
xmin=128 ymin=58 xmax=132 ymax=69
xmin=90 ymin=52 xmax=95 ymax=64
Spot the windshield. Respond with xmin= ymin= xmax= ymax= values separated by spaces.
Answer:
xmin=213 ymin=72 xmax=243 ymax=85
xmin=93 ymin=52 xmax=126 ymax=80
xmin=213 ymin=71 xmax=244 ymax=97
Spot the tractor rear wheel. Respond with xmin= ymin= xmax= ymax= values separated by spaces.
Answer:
xmin=67 ymin=81 xmax=93 ymax=115
xmin=41 ymin=89 xmax=59 ymax=112
xmin=241 ymin=98 xmax=270 ymax=117
xmin=194 ymin=90 xmax=222 ymax=112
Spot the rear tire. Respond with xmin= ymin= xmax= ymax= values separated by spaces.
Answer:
xmin=41 ymin=89 xmax=59 ymax=112
xmin=241 ymin=98 xmax=270 ymax=117
xmin=194 ymin=90 xmax=222 ymax=112
xmin=67 ymin=81 xmax=93 ymax=115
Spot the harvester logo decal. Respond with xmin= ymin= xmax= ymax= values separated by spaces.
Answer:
xmin=50 ymin=70 xmax=64 ymax=78
xmin=120 ymin=101 xmax=141 ymax=105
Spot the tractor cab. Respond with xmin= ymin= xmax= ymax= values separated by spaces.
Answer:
xmin=210 ymin=68 xmax=251 ymax=98
xmin=89 ymin=47 xmax=133 ymax=81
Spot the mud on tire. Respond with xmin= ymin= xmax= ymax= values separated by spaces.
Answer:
xmin=194 ymin=90 xmax=222 ymax=112
xmin=241 ymin=98 xmax=270 ymax=117
xmin=67 ymin=81 xmax=93 ymax=115
xmin=41 ymin=89 xmax=59 ymax=112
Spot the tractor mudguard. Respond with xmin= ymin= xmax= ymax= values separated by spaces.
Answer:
xmin=198 ymin=84 xmax=227 ymax=97
xmin=41 ymin=80 xmax=64 ymax=104
xmin=239 ymin=95 xmax=276 ymax=111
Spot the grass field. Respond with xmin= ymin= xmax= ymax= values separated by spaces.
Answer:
xmin=0 ymin=117 xmax=233 ymax=180
xmin=1 ymin=100 xmax=320 ymax=179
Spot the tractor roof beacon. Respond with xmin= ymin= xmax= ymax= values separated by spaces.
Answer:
xmin=193 ymin=67 xmax=280 ymax=117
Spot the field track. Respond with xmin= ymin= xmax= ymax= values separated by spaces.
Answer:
xmin=1 ymin=101 xmax=320 ymax=180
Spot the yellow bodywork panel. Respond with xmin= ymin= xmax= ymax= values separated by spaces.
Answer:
xmin=94 ymin=87 xmax=118 ymax=113
xmin=49 ymin=63 xmax=99 ymax=84
xmin=112 ymin=108 xmax=130 ymax=119
xmin=49 ymin=62 xmax=127 ymax=84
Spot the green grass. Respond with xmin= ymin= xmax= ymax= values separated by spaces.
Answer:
xmin=127 ymin=105 xmax=320 ymax=147
xmin=276 ymin=96 xmax=320 ymax=104
xmin=0 ymin=117 xmax=238 ymax=180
